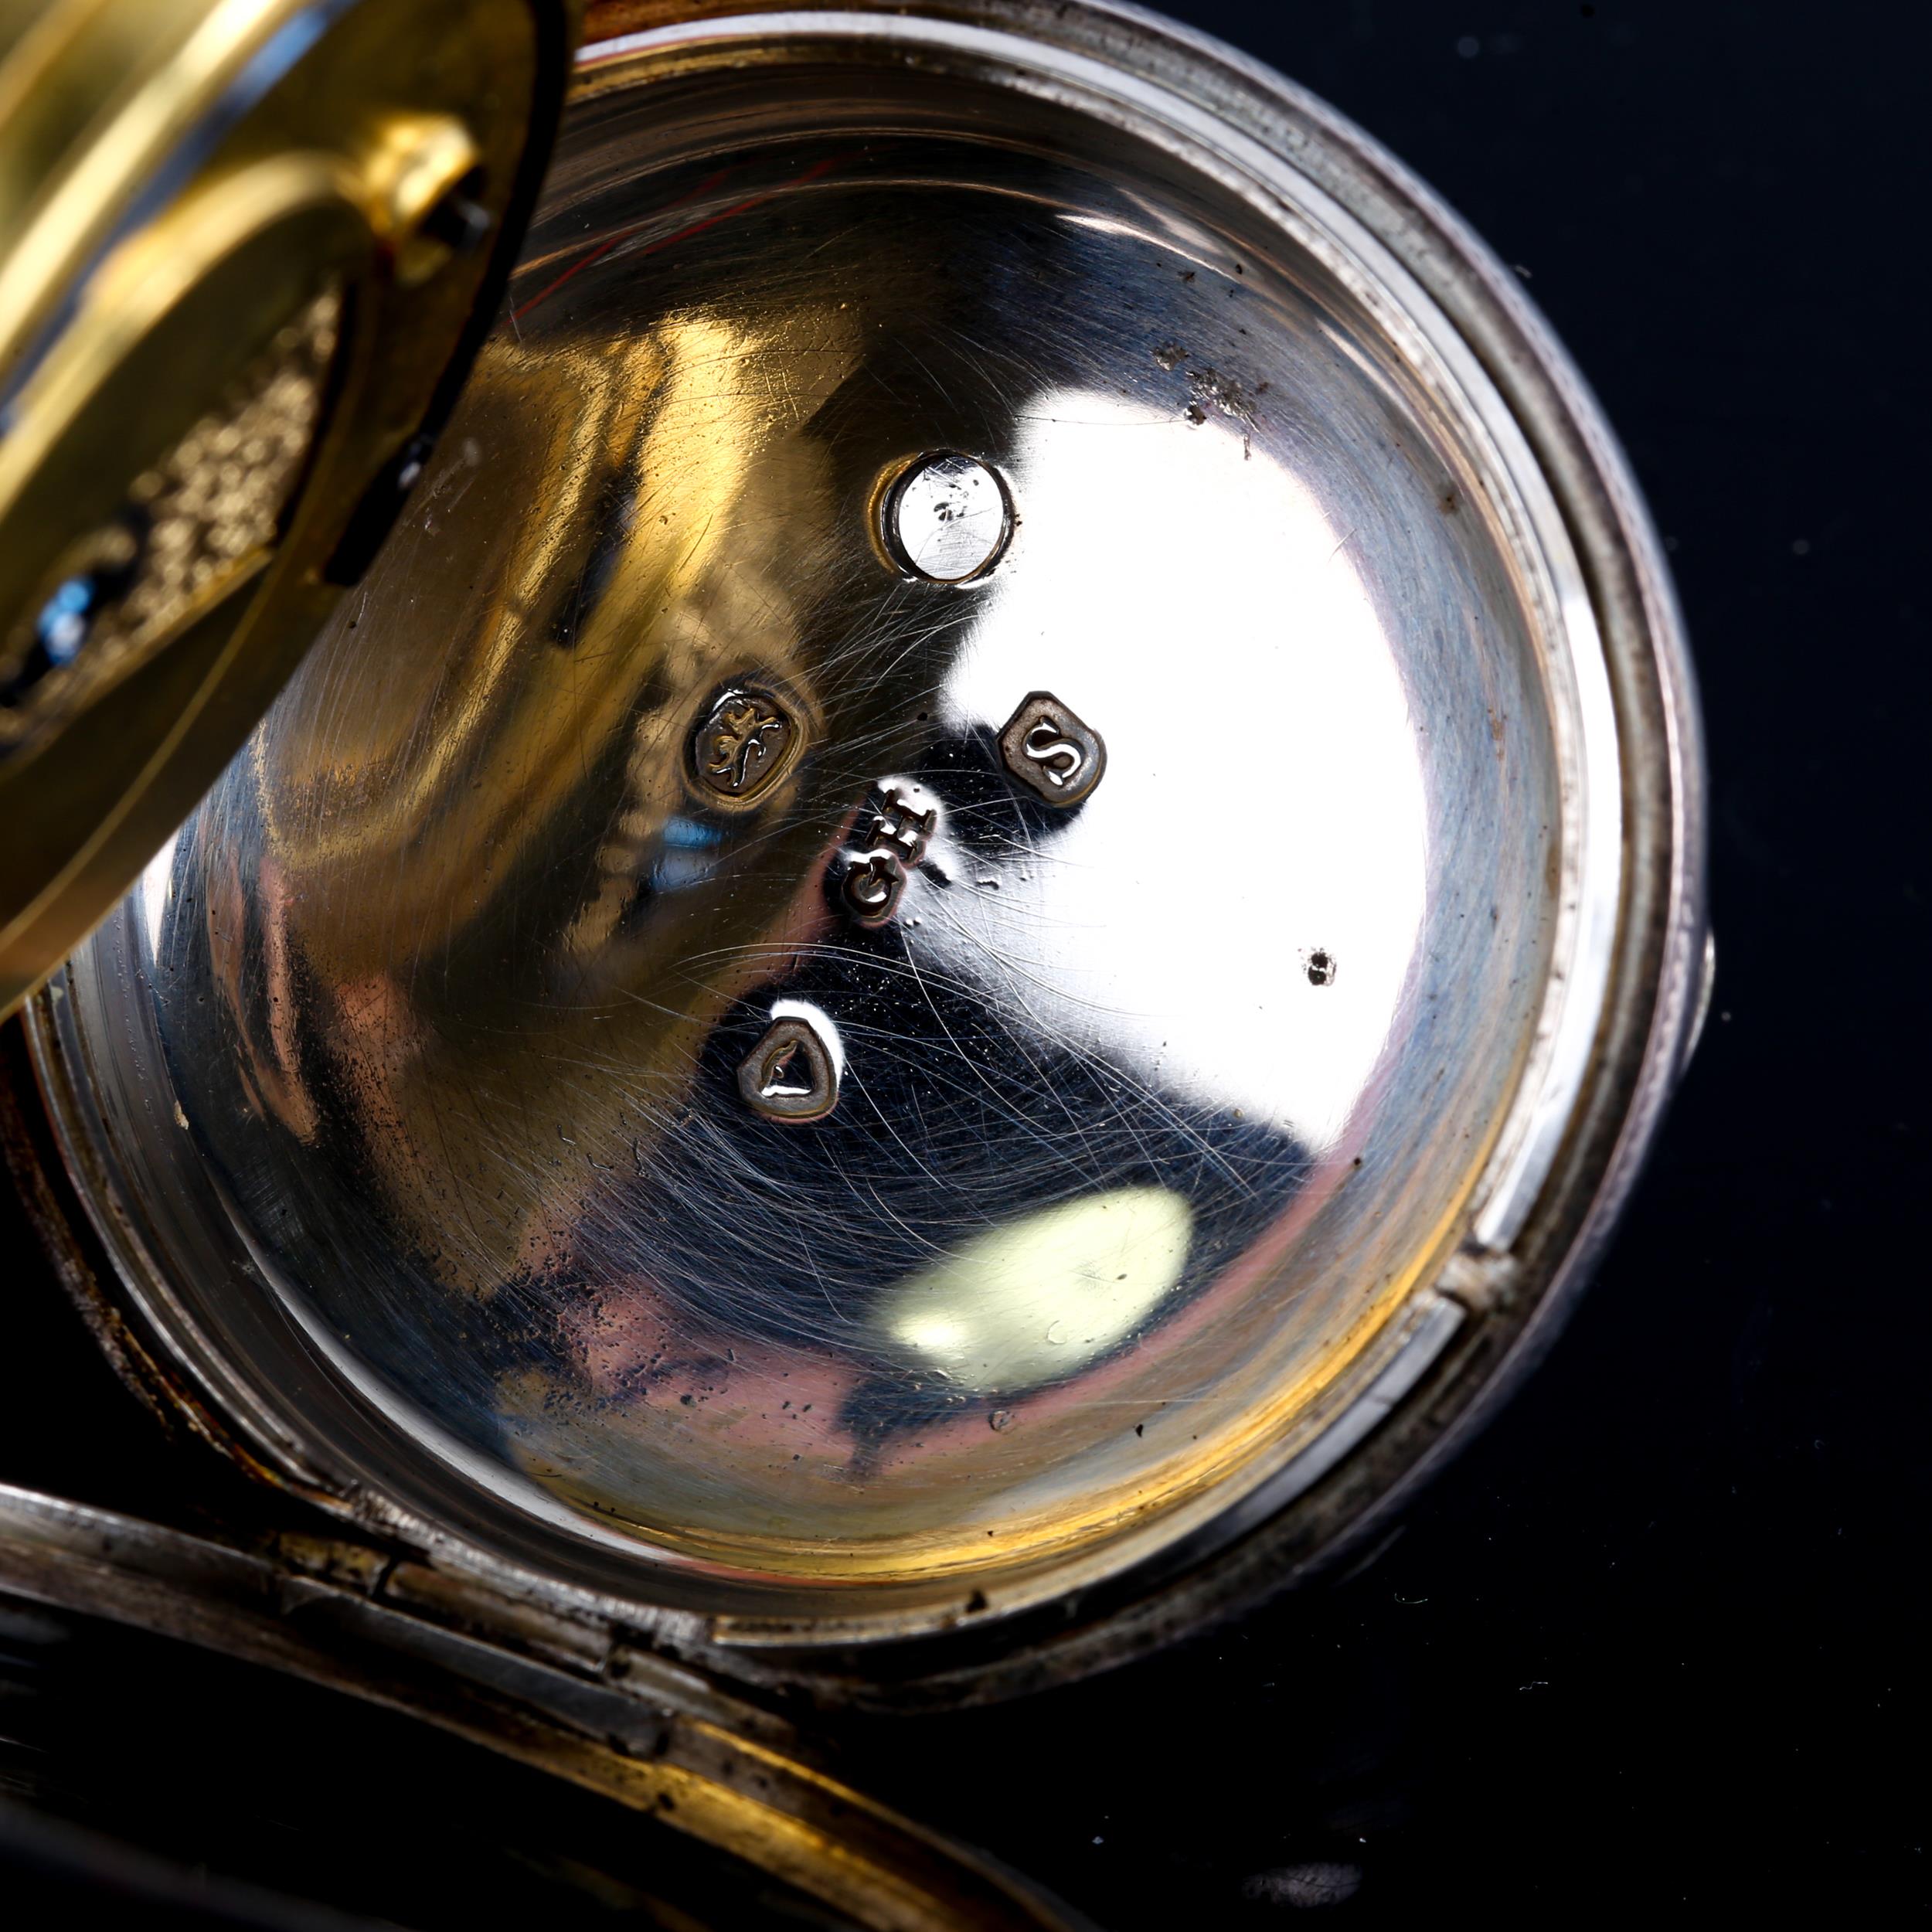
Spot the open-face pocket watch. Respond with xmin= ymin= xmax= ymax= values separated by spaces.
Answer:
xmin=0 ymin=2 xmax=1706 ymax=1923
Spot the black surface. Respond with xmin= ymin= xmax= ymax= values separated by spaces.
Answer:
xmin=3 ymin=2 xmax=1924 ymax=1924
xmin=832 ymin=2 xmax=1930 ymax=1922
xmin=0 ymin=1601 xmax=859 ymax=1931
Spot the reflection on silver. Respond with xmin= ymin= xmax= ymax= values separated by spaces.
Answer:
xmin=738 ymin=1012 xmax=840 ymax=1124
xmin=998 ymin=692 xmax=1107 ymax=807
xmin=883 ymin=452 xmax=1012 ymax=581
xmin=866 ymin=1185 xmax=1194 ymax=1395
xmin=29 ymin=6 xmax=1674 ymax=1643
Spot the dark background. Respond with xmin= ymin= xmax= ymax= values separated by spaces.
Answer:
xmin=835 ymin=1 xmax=1931 ymax=1923
xmin=4 ymin=2 xmax=1925 ymax=1926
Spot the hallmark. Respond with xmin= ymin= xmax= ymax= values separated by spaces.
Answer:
xmin=997 ymin=692 xmax=1106 ymax=806
xmin=838 ymin=785 xmax=937 ymax=929
xmin=692 ymin=685 xmax=798 ymax=804
xmin=737 ymin=1013 xmax=839 ymax=1124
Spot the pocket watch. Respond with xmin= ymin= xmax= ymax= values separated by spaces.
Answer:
xmin=0 ymin=3 xmax=1707 ymax=1923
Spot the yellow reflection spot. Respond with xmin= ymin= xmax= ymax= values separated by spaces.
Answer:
xmin=870 ymin=1186 xmax=1194 ymax=1395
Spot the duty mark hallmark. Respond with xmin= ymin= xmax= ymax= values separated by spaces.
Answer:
xmin=692 ymin=685 xmax=799 ymax=805
xmin=998 ymin=692 xmax=1106 ymax=806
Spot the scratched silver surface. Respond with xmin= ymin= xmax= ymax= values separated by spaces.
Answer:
xmin=48 ymin=35 xmax=1575 ymax=1599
